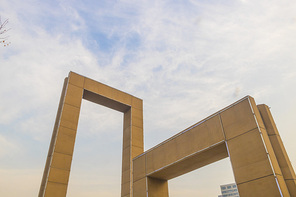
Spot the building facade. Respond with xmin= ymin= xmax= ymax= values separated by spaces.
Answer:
xmin=219 ymin=183 xmax=240 ymax=197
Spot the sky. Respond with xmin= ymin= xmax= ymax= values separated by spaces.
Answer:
xmin=0 ymin=0 xmax=296 ymax=196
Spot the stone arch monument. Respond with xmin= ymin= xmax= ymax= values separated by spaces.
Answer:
xmin=39 ymin=71 xmax=296 ymax=197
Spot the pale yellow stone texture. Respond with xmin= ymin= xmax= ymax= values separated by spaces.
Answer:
xmin=133 ymin=178 xmax=147 ymax=197
xmin=44 ymin=182 xmax=67 ymax=197
xmin=258 ymin=104 xmax=296 ymax=196
xmin=237 ymin=175 xmax=282 ymax=197
xmin=133 ymin=154 xmax=146 ymax=182
xmin=147 ymin=177 xmax=169 ymax=197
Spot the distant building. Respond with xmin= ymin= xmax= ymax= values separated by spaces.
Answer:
xmin=218 ymin=183 xmax=239 ymax=197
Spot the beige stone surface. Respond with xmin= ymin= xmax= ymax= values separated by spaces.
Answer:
xmin=64 ymin=83 xmax=83 ymax=107
xmin=133 ymin=178 xmax=146 ymax=197
xmin=132 ymin=97 xmax=143 ymax=110
xmin=84 ymin=77 xmax=132 ymax=106
xmin=146 ymin=115 xmax=224 ymax=175
xmin=48 ymin=167 xmax=70 ymax=184
xmin=68 ymin=71 xmax=84 ymax=88
xmin=147 ymin=177 xmax=169 ymax=197
xmin=121 ymin=169 xmax=130 ymax=184
xmin=54 ymin=130 xmax=76 ymax=156
xmin=132 ymin=145 xmax=144 ymax=158
xmin=220 ymin=98 xmax=257 ymax=140
xmin=59 ymin=104 xmax=80 ymax=130
xmin=121 ymin=181 xmax=131 ymax=197
xmin=257 ymin=104 xmax=279 ymax=135
xmin=122 ymin=146 xmax=131 ymax=172
xmin=248 ymin=96 xmax=265 ymax=129
xmin=131 ymin=126 xmax=143 ymax=148
xmin=227 ymin=128 xmax=273 ymax=184
xmin=260 ymin=127 xmax=283 ymax=176
xmin=133 ymin=155 xmax=146 ymax=182
xmin=123 ymin=126 xmax=131 ymax=149
xmin=44 ymin=182 xmax=67 ymax=197
xmin=51 ymin=152 xmax=72 ymax=170
xmin=258 ymin=104 xmax=296 ymax=196
xmin=148 ymin=142 xmax=228 ymax=180
xmin=237 ymin=175 xmax=282 ymax=197
xmin=286 ymin=180 xmax=296 ymax=196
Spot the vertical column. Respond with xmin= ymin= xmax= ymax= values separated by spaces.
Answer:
xmin=122 ymin=97 xmax=144 ymax=197
xmin=39 ymin=72 xmax=84 ymax=197
xmin=147 ymin=177 xmax=169 ymax=197
xmin=122 ymin=108 xmax=132 ymax=197
xmin=133 ymin=154 xmax=147 ymax=197
xmin=220 ymin=97 xmax=289 ymax=197
xmin=258 ymin=104 xmax=296 ymax=196
xmin=39 ymin=77 xmax=68 ymax=197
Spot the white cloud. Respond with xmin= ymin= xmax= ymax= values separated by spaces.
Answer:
xmin=0 ymin=135 xmax=19 ymax=158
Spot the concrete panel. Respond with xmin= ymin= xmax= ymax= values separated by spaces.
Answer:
xmin=132 ymin=107 xmax=143 ymax=120
xmin=146 ymin=145 xmax=165 ymax=174
xmin=44 ymin=182 xmax=67 ymax=197
xmin=114 ymin=90 xmax=132 ymax=106
xmin=133 ymin=178 xmax=146 ymax=197
xmin=147 ymin=177 xmax=168 ymax=197
xmin=237 ymin=174 xmax=282 ymax=197
xmin=260 ymin=127 xmax=283 ymax=176
xmin=163 ymin=139 xmax=178 ymax=169
xmin=286 ymin=180 xmax=296 ymax=196
xmin=84 ymin=77 xmax=132 ymax=106
xmin=131 ymin=126 xmax=143 ymax=149
xmin=48 ymin=168 xmax=70 ymax=184
xmin=121 ymin=181 xmax=131 ymax=197
xmin=148 ymin=142 xmax=228 ymax=180
xmin=257 ymin=104 xmax=279 ymax=135
xmin=58 ymin=126 xmax=76 ymax=137
xmin=59 ymin=104 xmax=80 ymax=130
xmin=190 ymin=115 xmax=224 ymax=154
xmin=248 ymin=96 xmax=265 ymax=129
xmin=227 ymin=128 xmax=273 ymax=184
xmin=146 ymin=115 xmax=224 ymax=175
xmin=123 ymin=126 xmax=131 ymax=149
xmin=51 ymin=152 xmax=72 ymax=170
xmin=220 ymin=98 xmax=257 ymax=140
xmin=133 ymin=155 xmax=146 ymax=182
xmin=124 ymin=109 xmax=131 ymax=129
xmin=83 ymin=89 xmax=130 ymax=112
xmin=269 ymin=135 xmax=296 ymax=179
xmin=54 ymin=131 xmax=76 ymax=156
xmin=132 ymin=116 xmax=143 ymax=129
xmin=122 ymin=169 xmax=130 ymax=184
xmin=68 ymin=71 xmax=84 ymax=88
xmin=276 ymin=174 xmax=291 ymax=197
xmin=132 ymin=145 xmax=144 ymax=158
xmin=84 ymin=77 xmax=113 ymax=99
xmin=64 ymin=83 xmax=83 ymax=107
xmin=122 ymin=146 xmax=131 ymax=172
xmin=258 ymin=104 xmax=296 ymax=196
xmin=146 ymin=151 xmax=154 ymax=175
xmin=132 ymin=97 xmax=143 ymax=110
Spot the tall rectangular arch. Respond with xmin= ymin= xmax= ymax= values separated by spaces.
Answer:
xmin=39 ymin=71 xmax=144 ymax=197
